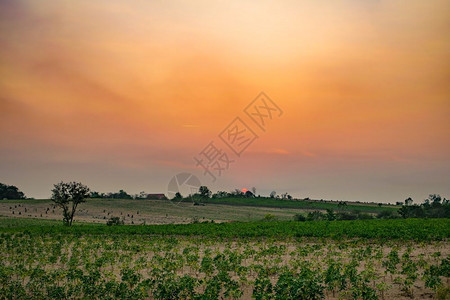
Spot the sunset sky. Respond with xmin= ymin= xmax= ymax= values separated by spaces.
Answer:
xmin=1 ymin=0 xmax=449 ymax=202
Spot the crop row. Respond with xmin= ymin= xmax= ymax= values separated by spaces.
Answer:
xmin=1 ymin=233 xmax=449 ymax=299
xmin=1 ymin=219 xmax=449 ymax=241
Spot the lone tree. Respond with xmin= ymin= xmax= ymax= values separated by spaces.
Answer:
xmin=405 ymin=197 xmax=413 ymax=206
xmin=51 ymin=181 xmax=90 ymax=226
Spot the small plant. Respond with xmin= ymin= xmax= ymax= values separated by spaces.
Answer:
xmin=436 ymin=286 xmax=450 ymax=300
xmin=106 ymin=216 xmax=124 ymax=226
xmin=262 ymin=214 xmax=276 ymax=221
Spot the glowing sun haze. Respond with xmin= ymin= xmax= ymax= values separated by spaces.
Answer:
xmin=1 ymin=0 xmax=449 ymax=202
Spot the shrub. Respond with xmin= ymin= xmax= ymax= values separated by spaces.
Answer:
xmin=377 ymin=210 xmax=399 ymax=219
xmin=337 ymin=212 xmax=358 ymax=221
xmin=106 ymin=217 xmax=124 ymax=226
xmin=306 ymin=211 xmax=325 ymax=221
xmin=294 ymin=214 xmax=306 ymax=222
xmin=262 ymin=214 xmax=276 ymax=221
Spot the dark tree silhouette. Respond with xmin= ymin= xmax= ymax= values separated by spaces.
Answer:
xmin=0 ymin=183 xmax=25 ymax=199
xmin=199 ymin=186 xmax=211 ymax=198
xmin=51 ymin=181 xmax=90 ymax=226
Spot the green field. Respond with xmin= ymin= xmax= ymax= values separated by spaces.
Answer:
xmin=1 ymin=200 xmax=448 ymax=300
xmin=1 ymin=217 xmax=449 ymax=299
xmin=195 ymin=197 xmax=399 ymax=213
xmin=1 ymin=217 xmax=449 ymax=240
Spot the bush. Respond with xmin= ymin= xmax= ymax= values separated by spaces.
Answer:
xmin=107 ymin=217 xmax=124 ymax=226
xmin=357 ymin=213 xmax=373 ymax=220
xmin=262 ymin=214 xmax=277 ymax=221
xmin=337 ymin=212 xmax=358 ymax=221
xmin=294 ymin=214 xmax=306 ymax=222
xmin=377 ymin=210 xmax=399 ymax=219
xmin=306 ymin=211 xmax=325 ymax=221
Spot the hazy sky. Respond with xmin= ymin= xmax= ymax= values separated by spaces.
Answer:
xmin=1 ymin=0 xmax=449 ymax=202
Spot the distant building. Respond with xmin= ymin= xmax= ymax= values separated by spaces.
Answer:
xmin=146 ymin=193 xmax=167 ymax=200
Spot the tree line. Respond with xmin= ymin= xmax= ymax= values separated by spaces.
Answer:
xmin=1 ymin=181 xmax=449 ymax=226
xmin=0 ymin=183 xmax=26 ymax=200
xmin=294 ymin=194 xmax=450 ymax=222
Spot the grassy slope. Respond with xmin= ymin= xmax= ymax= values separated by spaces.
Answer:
xmin=0 ymin=198 xmax=399 ymax=227
xmin=1 ymin=197 xmax=398 ymax=213
xmin=0 ymin=217 xmax=448 ymax=240
xmin=1 ymin=199 xmax=341 ymax=223
xmin=198 ymin=197 xmax=399 ymax=213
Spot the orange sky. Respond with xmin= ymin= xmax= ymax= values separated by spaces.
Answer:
xmin=1 ymin=0 xmax=449 ymax=201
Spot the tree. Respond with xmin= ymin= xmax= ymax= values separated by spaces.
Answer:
xmin=270 ymin=191 xmax=277 ymax=198
xmin=199 ymin=186 xmax=211 ymax=198
xmin=405 ymin=197 xmax=413 ymax=206
xmin=135 ymin=191 xmax=147 ymax=199
xmin=212 ymin=191 xmax=228 ymax=198
xmin=51 ymin=181 xmax=90 ymax=226
xmin=114 ymin=189 xmax=132 ymax=199
xmin=338 ymin=201 xmax=347 ymax=209
xmin=90 ymin=191 xmax=102 ymax=198
xmin=0 ymin=183 xmax=25 ymax=199
xmin=428 ymin=194 xmax=442 ymax=206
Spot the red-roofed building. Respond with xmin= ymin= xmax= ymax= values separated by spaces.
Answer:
xmin=146 ymin=193 xmax=167 ymax=200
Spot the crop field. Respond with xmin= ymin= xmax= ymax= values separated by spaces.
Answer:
xmin=1 ymin=218 xmax=449 ymax=299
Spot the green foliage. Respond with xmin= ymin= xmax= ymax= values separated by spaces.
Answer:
xmin=0 ymin=230 xmax=449 ymax=299
xmin=253 ymin=270 xmax=273 ymax=299
xmin=293 ymin=214 xmax=306 ymax=221
xmin=274 ymin=267 xmax=324 ymax=299
xmin=326 ymin=208 xmax=336 ymax=221
xmin=307 ymin=211 xmax=325 ymax=221
xmin=1 ymin=218 xmax=449 ymax=240
xmin=262 ymin=214 xmax=276 ymax=221
xmin=423 ymin=265 xmax=442 ymax=290
xmin=398 ymin=194 xmax=450 ymax=219
xmin=376 ymin=210 xmax=399 ymax=219
xmin=382 ymin=249 xmax=400 ymax=279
